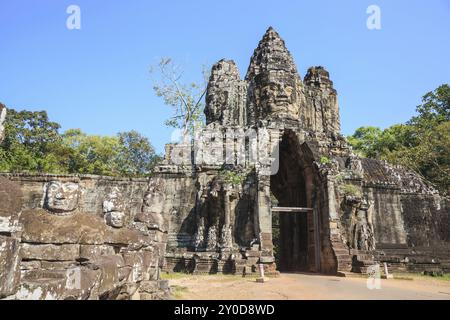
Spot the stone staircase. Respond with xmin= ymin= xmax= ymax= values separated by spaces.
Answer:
xmin=330 ymin=234 xmax=383 ymax=275
xmin=351 ymin=250 xmax=376 ymax=274
xmin=331 ymin=235 xmax=352 ymax=273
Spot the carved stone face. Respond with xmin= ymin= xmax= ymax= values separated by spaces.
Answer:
xmin=206 ymin=90 xmax=227 ymax=121
xmin=347 ymin=155 xmax=363 ymax=175
xmin=45 ymin=181 xmax=80 ymax=214
xmin=262 ymin=83 xmax=293 ymax=108
xmin=105 ymin=211 xmax=125 ymax=228
xmin=260 ymin=73 xmax=298 ymax=119
xmin=103 ymin=187 xmax=126 ymax=228
xmin=208 ymin=180 xmax=221 ymax=198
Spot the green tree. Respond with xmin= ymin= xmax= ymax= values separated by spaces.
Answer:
xmin=116 ymin=130 xmax=161 ymax=177
xmin=348 ymin=84 xmax=450 ymax=193
xmin=410 ymin=84 xmax=450 ymax=129
xmin=0 ymin=109 xmax=160 ymax=178
xmin=347 ymin=126 xmax=383 ymax=158
xmin=0 ymin=109 xmax=68 ymax=173
xmin=62 ymin=129 xmax=121 ymax=176
xmin=62 ymin=129 xmax=161 ymax=177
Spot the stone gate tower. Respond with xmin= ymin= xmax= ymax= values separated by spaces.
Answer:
xmin=155 ymin=27 xmax=450 ymax=275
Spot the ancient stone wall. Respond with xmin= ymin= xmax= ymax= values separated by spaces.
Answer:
xmin=0 ymin=173 xmax=170 ymax=300
xmin=401 ymin=194 xmax=449 ymax=247
xmin=366 ymin=187 xmax=407 ymax=246
xmin=160 ymin=166 xmax=261 ymax=275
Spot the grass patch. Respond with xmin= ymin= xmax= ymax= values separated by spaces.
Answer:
xmin=160 ymin=272 xmax=190 ymax=280
xmin=170 ymin=285 xmax=188 ymax=299
xmin=392 ymin=275 xmax=414 ymax=281
xmin=393 ymin=272 xmax=450 ymax=281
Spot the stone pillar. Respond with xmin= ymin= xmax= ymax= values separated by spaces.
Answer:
xmin=255 ymin=174 xmax=275 ymax=269
xmin=326 ymin=175 xmax=340 ymax=234
xmin=221 ymin=185 xmax=233 ymax=251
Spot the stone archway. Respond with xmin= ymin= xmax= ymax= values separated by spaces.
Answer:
xmin=270 ymin=130 xmax=320 ymax=272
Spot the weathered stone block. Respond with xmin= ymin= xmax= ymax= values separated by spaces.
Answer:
xmin=0 ymin=236 xmax=21 ymax=298
xmin=260 ymin=256 xmax=275 ymax=263
xmin=118 ymin=266 xmax=132 ymax=281
xmin=158 ymin=279 xmax=169 ymax=291
xmin=0 ymin=177 xmax=22 ymax=223
xmin=20 ymin=209 xmax=108 ymax=244
xmin=116 ymin=282 xmax=139 ymax=300
xmin=105 ymin=228 xmax=150 ymax=246
xmin=139 ymin=280 xmax=159 ymax=293
xmin=62 ymin=267 xmax=101 ymax=300
xmin=89 ymin=255 xmax=123 ymax=298
xmin=122 ymin=251 xmax=144 ymax=282
xmin=15 ymin=270 xmax=66 ymax=300
xmin=79 ymin=245 xmax=115 ymax=261
xmin=20 ymin=260 xmax=41 ymax=271
xmin=41 ymin=261 xmax=78 ymax=270
xmin=21 ymin=243 xmax=80 ymax=261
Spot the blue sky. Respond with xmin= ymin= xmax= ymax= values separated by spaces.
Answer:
xmin=1 ymin=0 xmax=449 ymax=154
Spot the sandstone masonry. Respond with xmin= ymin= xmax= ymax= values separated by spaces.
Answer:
xmin=157 ymin=27 xmax=450 ymax=276
xmin=1 ymin=28 xmax=449 ymax=301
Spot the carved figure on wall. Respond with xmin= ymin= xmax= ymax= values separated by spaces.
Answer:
xmin=352 ymin=197 xmax=375 ymax=251
xmin=140 ymin=178 xmax=166 ymax=232
xmin=103 ymin=187 xmax=126 ymax=228
xmin=259 ymin=73 xmax=299 ymax=120
xmin=193 ymin=217 xmax=205 ymax=251
xmin=346 ymin=154 xmax=363 ymax=176
xmin=44 ymin=181 xmax=80 ymax=215
xmin=206 ymin=225 xmax=218 ymax=251
xmin=220 ymin=225 xmax=233 ymax=251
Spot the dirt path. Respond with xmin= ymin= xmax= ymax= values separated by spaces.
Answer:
xmin=168 ymin=273 xmax=450 ymax=300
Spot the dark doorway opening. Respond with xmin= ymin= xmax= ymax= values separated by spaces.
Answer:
xmin=270 ymin=130 xmax=314 ymax=272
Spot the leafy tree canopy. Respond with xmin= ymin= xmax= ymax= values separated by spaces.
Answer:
xmin=0 ymin=109 xmax=161 ymax=177
xmin=347 ymin=84 xmax=450 ymax=193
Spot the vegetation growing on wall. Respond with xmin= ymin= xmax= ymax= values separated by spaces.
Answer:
xmin=219 ymin=168 xmax=249 ymax=186
xmin=319 ymin=156 xmax=330 ymax=165
xmin=339 ymin=183 xmax=362 ymax=198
